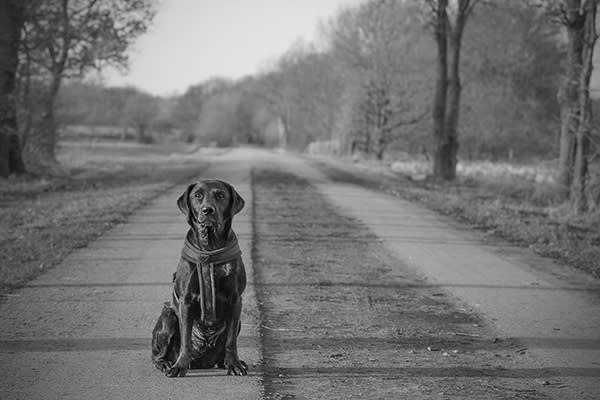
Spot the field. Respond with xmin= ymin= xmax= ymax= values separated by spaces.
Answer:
xmin=0 ymin=140 xmax=208 ymax=296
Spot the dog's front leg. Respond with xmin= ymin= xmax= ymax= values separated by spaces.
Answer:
xmin=166 ymin=295 xmax=193 ymax=377
xmin=224 ymin=298 xmax=248 ymax=376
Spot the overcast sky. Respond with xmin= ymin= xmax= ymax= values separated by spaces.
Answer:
xmin=103 ymin=0 xmax=364 ymax=96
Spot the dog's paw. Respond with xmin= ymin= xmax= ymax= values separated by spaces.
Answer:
xmin=154 ymin=360 xmax=172 ymax=373
xmin=165 ymin=363 xmax=188 ymax=378
xmin=225 ymin=357 xmax=248 ymax=376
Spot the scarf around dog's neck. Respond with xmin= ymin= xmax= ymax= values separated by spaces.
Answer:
xmin=180 ymin=231 xmax=242 ymax=324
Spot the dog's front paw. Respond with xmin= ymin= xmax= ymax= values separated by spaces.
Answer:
xmin=166 ymin=362 xmax=188 ymax=378
xmin=154 ymin=360 xmax=172 ymax=373
xmin=225 ymin=356 xmax=248 ymax=376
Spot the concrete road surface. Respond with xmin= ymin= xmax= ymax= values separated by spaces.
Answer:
xmin=269 ymin=149 xmax=600 ymax=398
xmin=1 ymin=148 xmax=599 ymax=399
xmin=316 ymin=184 xmax=600 ymax=399
xmin=0 ymin=155 xmax=263 ymax=400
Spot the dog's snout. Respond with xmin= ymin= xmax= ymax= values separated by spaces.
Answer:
xmin=201 ymin=206 xmax=214 ymax=215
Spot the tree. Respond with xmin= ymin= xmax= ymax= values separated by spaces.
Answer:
xmin=171 ymin=77 xmax=232 ymax=139
xmin=426 ymin=0 xmax=479 ymax=180
xmin=171 ymin=84 xmax=207 ymax=138
xmin=459 ymin=1 xmax=564 ymax=160
xmin=255 ymin=41 xmax=311 ymax=149
xmin=326 ymin=0 xmax=426 ymax=159
xmin=122 ymin=90 xmax=158 ymax=143
xmin=266 ymin=45 xmax=344 ymax=150
xmin=554 ymin=0 xmax=598 ymax=213
xmin=0 ymin=0 xmax=26 ymax=177
xmin=19 ymin=0 xmax=156 ymax=175
xmin=56 ymin=81 xmax=120 ymax=126
xmin=233 ymin=81 xmax=268 ymax=145
xmin=194 ymin=89 xmax=242 ymax=147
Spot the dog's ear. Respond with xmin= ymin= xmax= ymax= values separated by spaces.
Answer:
xmin=227 ymin=183 xmax=245 ymax=216
xmin=177 ymin=183 xmax=197 ymax=225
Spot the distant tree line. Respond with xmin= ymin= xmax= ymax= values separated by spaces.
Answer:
xmin=1 ymin=0 xmax=598 ymax=212
xmin=53 ymin=76 xmax=283 ymax=147
xmin=57 ymin=83 xmax=161 ymax=143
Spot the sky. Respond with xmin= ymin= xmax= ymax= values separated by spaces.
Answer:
xmin=103 ymin=0 xmax=365 ymax=96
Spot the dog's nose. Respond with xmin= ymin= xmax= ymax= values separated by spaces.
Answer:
xmin=201 ymin=206 xmax=214 ymax=215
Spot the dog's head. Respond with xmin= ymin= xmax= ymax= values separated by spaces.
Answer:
xmin=177 ymin=179 xmax=245 ymax=240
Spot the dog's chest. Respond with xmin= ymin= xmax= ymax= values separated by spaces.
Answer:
xmin=213 ymin=261 xmax=235 ymax=279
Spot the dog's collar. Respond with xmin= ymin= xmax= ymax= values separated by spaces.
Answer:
xmin=181 ymin=232 xmax=241 ymax=265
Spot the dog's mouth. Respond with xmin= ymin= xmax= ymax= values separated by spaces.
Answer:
xmin=195 ymin=218 xmax=224 ymax=236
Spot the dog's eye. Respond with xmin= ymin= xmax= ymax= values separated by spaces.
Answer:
xmin=194 ymin=192 xmax=204 ymax=200
xmin=215 ymin=191 xmax=225 ymax=200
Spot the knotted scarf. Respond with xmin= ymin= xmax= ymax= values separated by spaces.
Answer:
xmin=179 ymin=232 xmax=242 ymax=325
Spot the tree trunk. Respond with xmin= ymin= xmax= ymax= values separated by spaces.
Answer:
xmin=558 ymin=0 xmax=598 ymax=213
xmin=442 ymin=7 xmax=468 ymax=181
xmin=373 ymin=85 xmax=391 ymax=161
xmin=373 ymin=125 xmax=384 ymax=160
xmin=22 ymin=74 xmax=66 ymax=176
xmin=137 ymin=123 xmax=147 ymax=143
xmin=557 ymin=4 xmax=584 ymax=196
xmin=432 ymin=0 xmax=474 ymax=181
xmin=432 ymin=0 xmax=449 ymax=179
xmin=570 ymin=0 xmax=596 ymax=213
xmin=0 ymin=0 xmax=26 ymax=177
xmin=372 ymin=97 xmax=384 ymax=160
xmin=18 ymin=30 xmax=34 ymax=147
xmin=278 ymin=115 xmax=288 ymax=148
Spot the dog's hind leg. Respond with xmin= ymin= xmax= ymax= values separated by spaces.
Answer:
xmin=151 ymin=304 xmax=180 ymax=372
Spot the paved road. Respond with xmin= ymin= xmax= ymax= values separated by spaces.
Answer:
xmin=1 ymin=148 xmax=599 ymax=399
xmin=316 ymin=184 xmax=600 ymax=399
xmin=277 ymin=150 xmax=600 ymax=399
xmin=0 ymin=154 xmax=262 ymax=400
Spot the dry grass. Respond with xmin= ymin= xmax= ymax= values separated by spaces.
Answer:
xmin=0 ymin=140 xmax=208 ymax=296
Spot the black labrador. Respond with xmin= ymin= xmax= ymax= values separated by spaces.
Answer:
xmin=151 ymin=179 xmax=248 ymax=377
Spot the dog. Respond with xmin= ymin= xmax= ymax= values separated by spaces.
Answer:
xmin=151 ymin=179 xmax=248 ymax=377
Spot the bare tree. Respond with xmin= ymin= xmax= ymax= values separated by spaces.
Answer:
xmin=19 ymin=0 xmax=156 ymax=175
xmin=326 ymin=0 xmax=427 ymax=159
xmin=426 ymin=0 xmax=479 ymax=180
xmin=123 ymin=91 xmax=158 ymax=143
xmin=0 ymin=0 xmax=26 ymax=177
xmin=256 ymin=41 xmax=312 ymax=149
